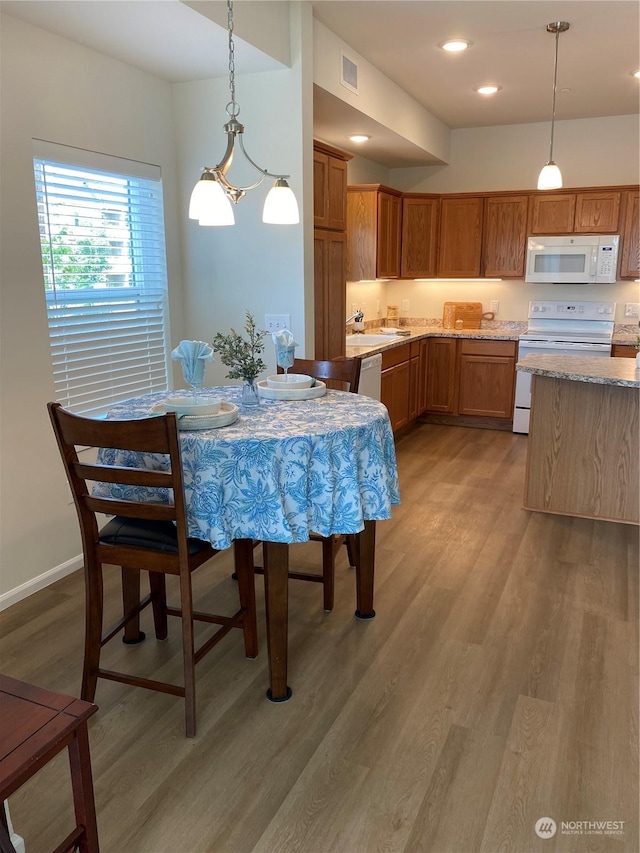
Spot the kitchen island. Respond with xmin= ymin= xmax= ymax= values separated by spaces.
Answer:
xmin=518 ymin=354 xmax=639 ymax=525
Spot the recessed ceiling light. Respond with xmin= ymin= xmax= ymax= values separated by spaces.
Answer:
xmin=348 ymin=134 xmax=371 ymax=143
xmin=475 ymin=85 xmax=500 ymax=95
xmin=440 ymin=39 xmax=471 ymax=52
xmin=633 ymin=69 xmax=640 ymax=78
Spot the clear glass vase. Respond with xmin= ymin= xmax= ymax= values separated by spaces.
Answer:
xmin=241 ymin=380 xmax=260 ymax=408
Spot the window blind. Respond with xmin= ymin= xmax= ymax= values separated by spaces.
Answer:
xmin=34 ymin=152 xmax=170 ymax=417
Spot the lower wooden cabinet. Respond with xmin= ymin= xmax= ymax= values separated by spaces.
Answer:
xmin=380 ymin=342 xmax=422 ymax=433
xmin=458 ymin=340 xmax=516 ymax=418
xmin=611 ymin=344 xmax=637 ymax=358
xmin=424 ymin=337 xmax=516 ymax=420
xmin=425 ymin=338 xmax=458 ymax=413
xmin=380 ymin=336 xmax=517 ymax=432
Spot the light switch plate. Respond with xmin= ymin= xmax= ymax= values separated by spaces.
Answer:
xmin=264 ymin=314 xmax=290 ymax=332
xmin=624 ymin=303 xmax=639 ymax=318
xmin=490 ymin=300 xmax=500 ymax=315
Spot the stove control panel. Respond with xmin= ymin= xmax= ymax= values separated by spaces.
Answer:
xmin=528 ymin=301 xmax=616 ymax=320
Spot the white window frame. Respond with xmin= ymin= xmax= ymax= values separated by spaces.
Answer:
xmin=33 ymin=140 xmax=170 ymax=417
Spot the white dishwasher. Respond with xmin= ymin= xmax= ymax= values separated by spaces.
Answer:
xmin=357 ymin=353 xmax=382 ymax=400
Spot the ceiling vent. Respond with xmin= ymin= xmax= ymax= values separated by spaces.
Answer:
xmin=341 ymin=52 xmax=359 ymax=94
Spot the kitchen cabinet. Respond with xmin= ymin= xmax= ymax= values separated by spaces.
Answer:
xmin=612 ymin=345 xmax=637 ymax=358
xmin=574 ymin=191 xmax=621 ymax=233
xmin=620 ymin=190 xmax=640 ymax=278
xmin=529 ymin=193 xmax=576 ymax=234
xmin=380 ymin=343 xmax=411 ymax=432
xmin=437 ymin=197 xmax=483 ymax=277
xmin=425 ymin=338 xmax=458 ymax=413
xmin=347 ymin=185 xmax=402 ymax=280
xmin=458 ymin=340 xmax=516 ymax=418
xmin=530 ymin=190 xmax=621 ymax=235
xmin=482 ymin=195 xmax=529 ymax=277
xmin=314 ymin=142 xmax=351 ymax=360
xmin=401 ymin=196 xmax=439 ymax=278
xmin=314 ymin=230 xmax=346 ymax=361
xmin=424 ymin=337 xmax=516 ymax=420
xmin=313 ymin=142 xmax=348 ymax=231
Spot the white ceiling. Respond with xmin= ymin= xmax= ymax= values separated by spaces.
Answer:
xmin=2 ymin=0 xmax=638 ymax=168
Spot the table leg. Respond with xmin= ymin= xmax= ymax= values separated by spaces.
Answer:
xmin=355 ymin=520 xmax=376 ymax=620
xmin=67 ymin=722 xmax=100 ymax=853
xmin=262 ymin=542 xmax=292 ymax=702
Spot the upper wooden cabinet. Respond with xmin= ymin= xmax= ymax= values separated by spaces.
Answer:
xmin=482 ymin=195 xmax=529 ymax=277
xmin=313 ymin=142 xmax=350 ymax=231
xmin=620 ymin=190 xmax=640 ymax=279
xmin=529 ymin=193 xmax=576 ymax=234
xmin=347 ymin=185 xmax=402 ymax=280
xmin=574 ymin=191 xmax=621 ymax=233
xmin=438 ymin=197 xmax=483 ymax=277
xmin=401 ymin=196 xmax=439 ymax=278
xmin=530 ymin=189 xmax=621 ymax=234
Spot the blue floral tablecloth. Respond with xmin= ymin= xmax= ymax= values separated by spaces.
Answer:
xmin=96 ymin=387 xmax=400 ymax=550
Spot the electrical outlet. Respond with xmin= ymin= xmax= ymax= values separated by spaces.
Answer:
xmin=401 ymin=299 xmax=410 ymax=314
xmin=624 ymin=303 xmax=640 ymax=318
xmin=490 ymin=300 xmax=500 ymax=315
xmin=264 ymin=314 xmax=290 ymax=333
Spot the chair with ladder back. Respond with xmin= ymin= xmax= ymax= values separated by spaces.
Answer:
xmin=48 ymin=402 xmax=258 ymax=738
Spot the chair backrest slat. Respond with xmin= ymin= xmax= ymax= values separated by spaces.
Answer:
xmin=85 ymin=496 xmax=177 ymax=521
xmin=277 ymin=357 xmax=361 ymax=393
xmin=74 ymin=462 xmax=173 ymax=490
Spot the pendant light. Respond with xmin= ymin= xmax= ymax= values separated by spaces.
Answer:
xmin=538 ymin=21 xmax=570 ymax=190
xmin=189 ymin=0 xmax=299 ymax=226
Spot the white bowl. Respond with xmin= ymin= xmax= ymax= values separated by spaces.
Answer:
xmin=163 ymin=395 xmax=222 ymax=416
xmin=266 ymin=374 xmax=313 ymax=390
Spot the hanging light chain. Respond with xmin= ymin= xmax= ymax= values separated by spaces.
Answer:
xmin=226 ymin=0 xmax=239 ymax=118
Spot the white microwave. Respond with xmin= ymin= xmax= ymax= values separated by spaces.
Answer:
xmin=525 ymin=235 xmax=619 ymax=284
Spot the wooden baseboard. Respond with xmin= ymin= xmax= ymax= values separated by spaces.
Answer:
xmin=417 ymin=413 xmax=513 ymax=431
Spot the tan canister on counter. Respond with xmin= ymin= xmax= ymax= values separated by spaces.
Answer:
xmin=387 ymin=305 xmax=399 ymax=320
xmin=443 ymin=303 xmax=456 ymax=329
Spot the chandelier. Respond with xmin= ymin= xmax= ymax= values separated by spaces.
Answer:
xmin=189 ymin=0 xmax=299 ymax=226
xmin=538 ymin=21 xmax=570 ymax=191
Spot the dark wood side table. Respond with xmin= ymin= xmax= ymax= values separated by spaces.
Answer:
xmin=0 ymin=675 xmax=99 ymax=853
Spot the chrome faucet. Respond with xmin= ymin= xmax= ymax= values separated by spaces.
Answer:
xmin=346 ymin=310 xmax=364 ymax=325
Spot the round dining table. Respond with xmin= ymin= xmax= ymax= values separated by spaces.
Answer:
xmin=97 ymin=385 xmax=400 ymax=701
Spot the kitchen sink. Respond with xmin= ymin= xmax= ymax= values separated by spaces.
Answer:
xmin=345 ymin=334 xmax=402 ymax=346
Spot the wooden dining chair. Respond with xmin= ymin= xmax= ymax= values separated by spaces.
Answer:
xmin=48 ymin=402 xmax=258 ymax=738
xmin=267 ymin=356 xmax=362 ymax=611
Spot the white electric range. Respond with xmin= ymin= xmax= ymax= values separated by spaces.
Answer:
xmin=513 ymin=300 xmax=616 ymax=434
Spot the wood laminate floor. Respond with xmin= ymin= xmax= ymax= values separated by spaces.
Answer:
xmin=1 ymin=424 xmax=637 ymax=853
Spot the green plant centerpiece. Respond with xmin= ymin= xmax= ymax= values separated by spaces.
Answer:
xmin=212 ymin=311 xmax=267 ymax=406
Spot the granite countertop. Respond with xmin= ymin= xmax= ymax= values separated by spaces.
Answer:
xmin=612 ymin=333 xmax=638 ymax=346
xmin=517 ymin=354 xmax=639 ymax=387
xmin=346 ymin=324 xmax=524 ymax=356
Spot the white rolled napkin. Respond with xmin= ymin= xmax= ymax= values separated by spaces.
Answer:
xmin=272 ymin=329 xmax=298 ymax=371
xmin=171 ymin=340 xmax=214 ymax=387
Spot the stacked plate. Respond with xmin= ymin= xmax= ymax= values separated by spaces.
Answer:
xmin=152 ymin=399 xmax=239 ymax=430
xmin=257 ymin=377 xmax=326 ymax=401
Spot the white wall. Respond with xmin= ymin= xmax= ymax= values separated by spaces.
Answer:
xmin=389 ymin=115 xmax=640 ymax=194
xmin=0 ymin=13 xmax=185 ymax=602
xmin=313 ymin=19 xmax=450 ymax=164
xmin=348 ymin=115 xmax=640 ymax=326
xmin=173 ymin=3 xmax=311 ymax=383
